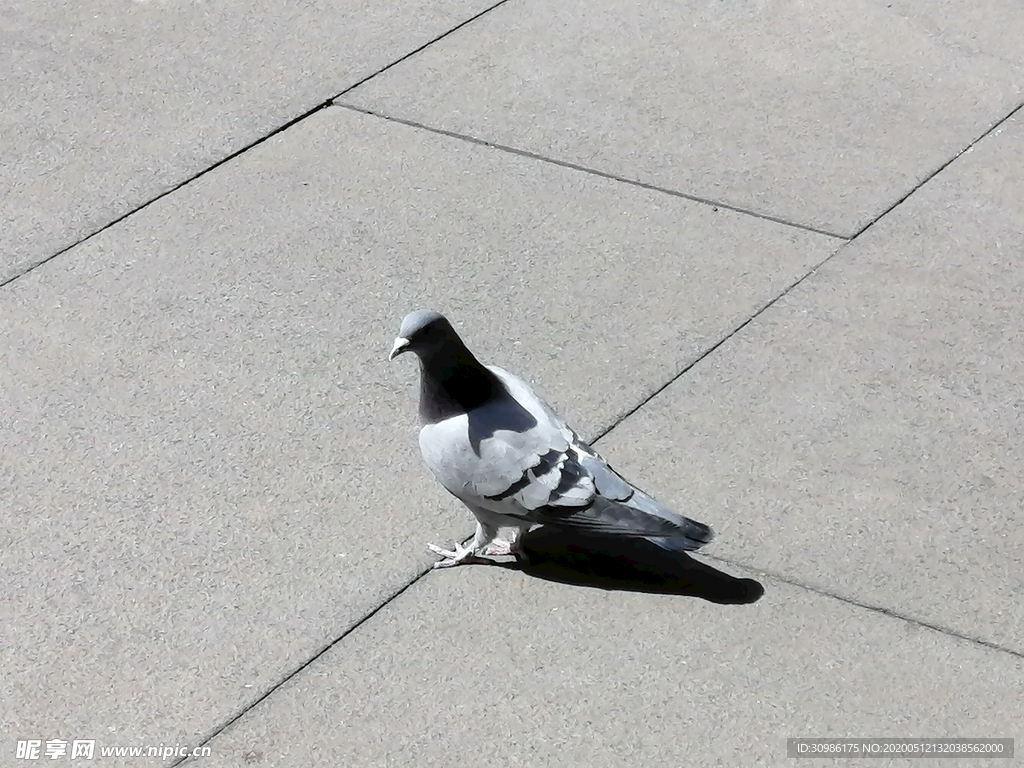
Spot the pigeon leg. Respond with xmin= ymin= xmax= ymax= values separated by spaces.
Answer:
xmin=482 ymin=524 xmax=531 ymax=557
xmin=427 ymin=521 xmax=500 ymax=568
xmin=481 ymin=540 xmax=515 ymax=556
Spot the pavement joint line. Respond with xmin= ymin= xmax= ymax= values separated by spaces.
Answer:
xmin=0 ymin=100 xmax=333 ymax=291
xmin=1 ymin=0 xmax=515 ymax=291
xmin=849 ymin=99 xmax=1024 ymax=239
xmin=703 ymin=552 xmax=1024 ymax=661
xmin=587 ymin=241 xmax=849 ymax=445
xmin=172 ymin=564 xmax=441 ymax=767
xmin=331 ymin=103 xmax=851 ymax=241
xmin=332 ymin=0 xmax=515 ymax=102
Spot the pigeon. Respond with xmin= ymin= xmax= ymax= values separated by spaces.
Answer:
xmin=389 ymin=310 xmax=714 ymax=568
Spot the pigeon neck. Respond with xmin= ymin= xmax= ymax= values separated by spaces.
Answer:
xmin=418 ymin=341 xmax=499 ymax=423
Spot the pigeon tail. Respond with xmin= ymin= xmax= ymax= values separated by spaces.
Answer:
xmin=533 ymin=495 xmax=714 ymax=549
xmin=647 ymin=517 xmax=715 ymax=553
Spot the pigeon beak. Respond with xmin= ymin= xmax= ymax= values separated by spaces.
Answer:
xmin=389 ymin=337 xmax=411 ymax=361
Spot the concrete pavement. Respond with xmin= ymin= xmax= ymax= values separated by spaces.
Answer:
xmin=0 ymin=0 xmax=499 ymax=282
xmin=2 ymin=0 xmax=1021 ymax=766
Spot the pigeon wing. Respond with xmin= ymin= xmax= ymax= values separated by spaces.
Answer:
xmin=419 ymin=366 xmax=712 ymax=550
xmin=418 ymin=366 xmax=593 ymax=507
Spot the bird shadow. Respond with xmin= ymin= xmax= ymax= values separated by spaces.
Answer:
xmin=489 ymin=527 xmax=764 ymax=605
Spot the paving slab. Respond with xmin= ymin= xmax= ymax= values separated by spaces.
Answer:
xmin=342 ymin=0 xmax=1022 ymax=238
xmin=0 ymin=107 xmax=839 ymax=764
xmin=598 ymin=113 xmax=1024 ymax=653
xmin=192 ymin=563 xmax=1023 ymax=767
xmin=870 ymin=0 xmax=1024 ymax=71
xmin=0 ymin=0 xmax=497 ymax=282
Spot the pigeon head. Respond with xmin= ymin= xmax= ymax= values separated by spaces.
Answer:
xmin=390 ymin=310 xmax=499 ymax=422
xmin=389 ymin=310 xmax=459 ymax=362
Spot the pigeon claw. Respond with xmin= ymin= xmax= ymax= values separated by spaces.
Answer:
xmin=427 ymin=542 xmax=484 ymax=568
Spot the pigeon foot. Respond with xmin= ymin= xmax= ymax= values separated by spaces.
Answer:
xmin=427 ymin=542 xmax=485 ymax=568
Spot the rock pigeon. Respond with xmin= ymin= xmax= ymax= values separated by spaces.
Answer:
xmin=389 ymin=310 xmax=714 ymax=568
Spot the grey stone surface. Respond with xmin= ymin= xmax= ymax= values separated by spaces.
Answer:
xmin=342 ymin=0 xmax=1022 ymax=238
xmin=598 ymin=114 xmax=1024 ymax=653
xmin=0 ymin=107 xmax=838 ymax=764
xmin=193 ymin=564 xmax=1023 ymax=767
xmin=0 ymin=0 xmax=496 ymax=283
xmin=871 ymin=0 xmax=1024 ymax=71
